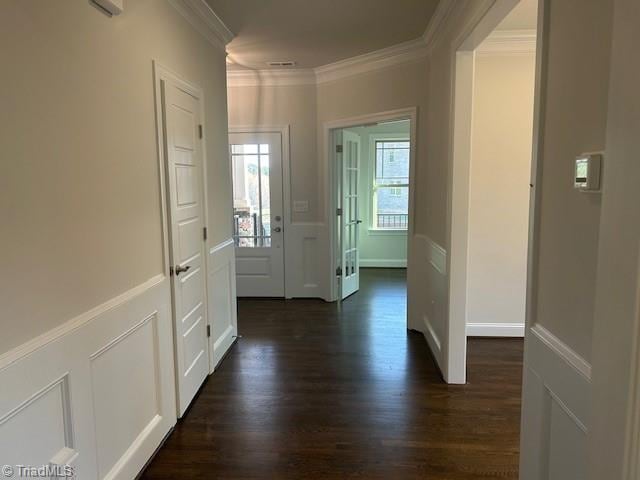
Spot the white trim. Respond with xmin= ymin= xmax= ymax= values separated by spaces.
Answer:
xmin=315 ymin=38 xmax=429 ymax=84
xmin=167 ymin=0 xmax=234 ymax=49
xmin=325 ymin=108 xmax=418 ymax=303
xmin=466 ymin=322 xmax=525 ymax=337
xmin=476 ymin=29 xmax=537 ymax=55
xmin=227 ymin=0 xmax=457 ymax=87
xmin=423 ymin=314 xmax=442 ymax=355
xmin=422 ymin=0 xmax=456 ymax=47
xmin=0 ymin=274 xmax=166 ymax=372
xmin=444 ymin=0 xmax=520 ymax=385
xmin=367 ymin=229 xmax=407 ymax=236
xmin=530 ymin=324 xmax=592 ymax=381
xmin=360 ymin=259 xmax=407 ymax=268
xmin=209 ymin=237 xmax=234 ymax=255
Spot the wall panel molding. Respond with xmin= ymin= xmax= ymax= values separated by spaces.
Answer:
xmin=0 ymin=279 xmax=175 ymax=479
xmin=520 ymin=323 xmax=592 ymax=479
xmin=207 ymin=238 xmax=238 ymax=370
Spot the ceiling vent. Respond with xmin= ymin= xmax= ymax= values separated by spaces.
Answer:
xmin=267 ymin=61 xmax=297 ymax=67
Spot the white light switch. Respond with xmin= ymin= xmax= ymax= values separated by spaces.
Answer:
xmin=293 ymin=200 xmax=309 ymax=213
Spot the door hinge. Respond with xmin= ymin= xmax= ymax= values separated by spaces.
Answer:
xmin=336 ymin=144 xmax=343 ymax=153
xmin=336 ymin=208 xmax=343 ymax=216
xmin=206 ymin=325 xmax=211 ymax=337
xmin=203 ymin=227 xmax=208 ymax=241
xmin=336 ymin=266 xmax=343 ymax=277
xmin=198 ymin=124 xmax=203 ymax=139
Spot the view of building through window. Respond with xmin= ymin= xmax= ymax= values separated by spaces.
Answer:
xmin=231 ymin=143 xmax=271 ymax=247
xmin=374 ymin=140 xmax=410 ymax=229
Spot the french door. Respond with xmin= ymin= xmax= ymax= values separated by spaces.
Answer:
xmin=340 ymin=130 xmax=361 ymax=299
xmin=229 ymin=132 xmax=285 ymax=297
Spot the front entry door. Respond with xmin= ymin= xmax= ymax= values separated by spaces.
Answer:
xmin=229 ymin=132 xmax=285 ymax=297
xmin=162 ymin=76 xmax=209 ymax=417
xmin=340 ymin=130 xmax=361 ymax=299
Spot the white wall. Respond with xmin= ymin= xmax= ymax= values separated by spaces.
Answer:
xmin=345 ymin=121 xmax=410 ymax=268
xmin=519 ymin=0 xmax=614 ymax=477
xmin=0 ymin=0 xmax=235 ymax=477
xmin=589 ymin=0 xmax=640 ymax=476
xmin=466 ymin=51 xmax=535 ymax=336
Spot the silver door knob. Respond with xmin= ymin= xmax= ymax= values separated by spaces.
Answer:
xmin=273 ymin=227 xmax=282 ymax=232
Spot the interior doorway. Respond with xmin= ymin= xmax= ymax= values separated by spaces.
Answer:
xmin=327 ymin=109 xmax=417 ymax=308
xmin=447 ymin=0 xmax=538 ymax=384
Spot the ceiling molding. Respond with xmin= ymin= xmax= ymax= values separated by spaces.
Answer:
xmin=314 ymin=38 xmax=429 ymax=84
xmin=227 ymin=0 xmax=458 ymax=87
xmin=476 ymin=29 xmax=537 ymax=55
xmin=168 ymin=0 xmax=234 ymax=49
xmin=422 ymin=0 xmax=456 ymax=48
xmin=227 ymin=68 xmax=316 ymax=87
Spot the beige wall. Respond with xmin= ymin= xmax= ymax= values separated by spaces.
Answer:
xmin=533 ymin=0 xmax=613 ymax=360
xmin=467 ymin=52 xmax=535 ymax=327
xmin=227 ymin=84 xmax=318 ymax=223
xmin=0 ymin=0 xmax=232 ymax=355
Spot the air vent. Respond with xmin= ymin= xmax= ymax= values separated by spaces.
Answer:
xmin=267 ymin=61 xmax=297 ymax=67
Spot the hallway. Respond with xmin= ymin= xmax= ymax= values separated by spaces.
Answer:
xmin=141 ymin=269 xmax=523 ymax=479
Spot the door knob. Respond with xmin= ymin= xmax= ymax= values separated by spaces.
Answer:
xmin=173 ymin=265 xmax=191 ymax=276
xmin=273 ymin=227 xmax=282 ymax=232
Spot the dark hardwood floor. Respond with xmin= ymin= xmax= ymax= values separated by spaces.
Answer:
xmin=141 ymin=268 xmax=523 ymax=479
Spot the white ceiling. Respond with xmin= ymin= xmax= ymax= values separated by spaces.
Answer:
xmin=206 ymin=0 xmax=440 ymax=69
xmin=497 ymin=0 xmax=538 ymax=30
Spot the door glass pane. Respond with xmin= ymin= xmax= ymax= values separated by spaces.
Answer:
xmin=231 ymin=143 xmax=272 ymax=247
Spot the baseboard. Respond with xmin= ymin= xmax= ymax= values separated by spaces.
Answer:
xmin=466 ymin=322 xmax=525 ymax=337
xmin=213 ymin=325 xmax=236 ymax=369
xmin=360 ymin=259 xmax=407 ymax=268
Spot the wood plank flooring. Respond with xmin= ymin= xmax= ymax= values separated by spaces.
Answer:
xmin=141 ymin=268 xmax=523 ymax=479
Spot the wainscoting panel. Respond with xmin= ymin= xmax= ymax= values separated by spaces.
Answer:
xmin=520 ymin=324 xmax=591 ymax=480
xmin=408 ymin=234 xmax=448 ymax=374
xmin=285 ymin=223 xmax=328 ymax=299
xmin=0 ymin=276 xmax=176 ymax=480
xmin=208 ymin=239 xmax=238 ymax=370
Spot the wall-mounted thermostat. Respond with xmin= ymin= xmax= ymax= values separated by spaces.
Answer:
xmin=574 ymin=152 xmax=602 ymax=192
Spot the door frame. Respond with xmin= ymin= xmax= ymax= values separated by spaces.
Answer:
xmin=228 ymin=125 xmax=292 ymax=297
xmin=444 ymin=0 xmax=523 ymax=385
xmin=153 ymin=61 xmax=212 ymax=414
xmin=325 ymin=107 xmax=418 ymax=303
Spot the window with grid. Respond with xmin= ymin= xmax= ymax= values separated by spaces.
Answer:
xmin=373 ymin=140 xmax=410 ymax=230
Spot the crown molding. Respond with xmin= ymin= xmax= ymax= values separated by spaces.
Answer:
xmin=227 ymin=68 xmax=316 ymax=87
xmin=227 ymin=0 xmax=457 ymax=87
xmin=314 ymin=38 xmax=429 ymax=84
xmin=476 ymin=29 xmax=537 ymax=55
xmin=168 ymin=0 xmax=234 ymax=50
xmin=422 ymin=0 xmax=456 ymax=48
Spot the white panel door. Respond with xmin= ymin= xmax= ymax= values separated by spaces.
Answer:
xmin=163 ymin=80 xmax=209 ymax=417
xmin=229 ymin=132 xmax=285 ymax=297
xmin=340 ymin=130 xmax=361 ymax=299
